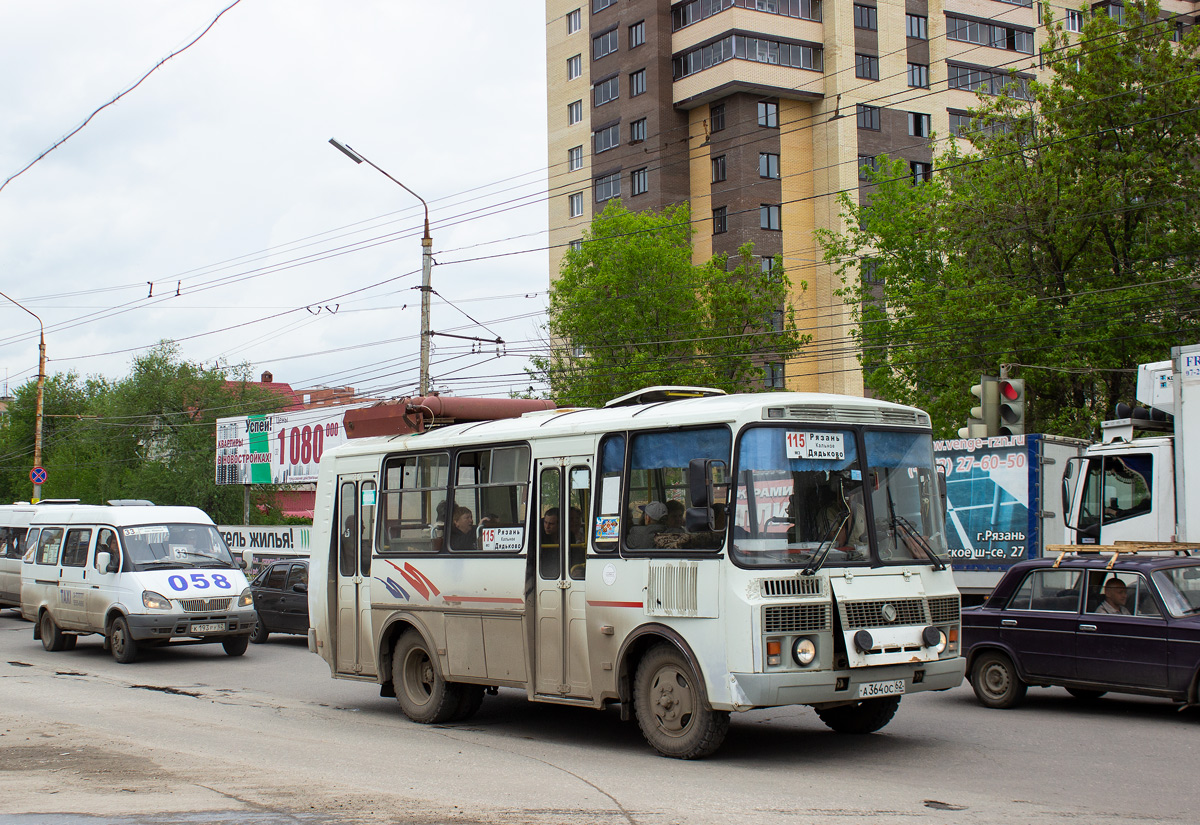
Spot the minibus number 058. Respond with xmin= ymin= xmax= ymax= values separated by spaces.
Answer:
xmin=167 ymin=573 xmax=233 ymax=591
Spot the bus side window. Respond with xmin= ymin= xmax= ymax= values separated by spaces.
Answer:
xmin=338 ymin=482 xmax=357 ymax=576
xmin=568 ymin=466 xmax=591 ymax=579
xmin=593 ymin=434 xmax=625 ymax=553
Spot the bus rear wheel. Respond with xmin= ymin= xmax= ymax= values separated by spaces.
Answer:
xmin=816 ymin=695 xmax=901 ymax=734
xmin=393 ymin=630 xmax=463 ymax=724
xmin=39 ymin=612 xmax=67 ymax=652
xmin=633 ymin=644 xmax=729 ymax=759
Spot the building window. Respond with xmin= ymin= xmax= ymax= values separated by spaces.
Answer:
xmin=629 ymin=20 xmax=645 ymax=47
xmin=761 ymin=256 xmax=776 ymax=277
xmin=908 ymin=63 xmax=929 ymax=88
xmin=630 ymin=69 xmax=646 ymax=96
xmin=713 ymin=206 xmax=728 ymax=234
xmin=593 ymin=123 xmax=620 ymax=153
xmin=672 ymin=34 xmax=823 ymax=79
xmin=710 ymin=104 xmax=725 ymax=132
xmin=631 ymin=167 xmax=648 ymax=196
xmin=911 ymin=161 xmax=931 ymax=183
xmin=908 ymin=112 xmax=931 ymax=137
xmin=857 ymin=104 xmax=880 ymax=130
xmin=948 ymin=63 xmax=1031 ymax=99
xmin=712 ymin=155 xmax=727 ymax=183
xmin=594 ymin=76 xmax=619 ymax=106
xmin=759 ymin=152 xmax=780 ymax=179
xmin=948 ymin=112 xmax=972 ymax=137
xmin=674 ymin=0 xmax=820 ymax=28
xmin=858 ymin=155 xmax=876 ymax=180
xmin=765 ymin=362 xmax=785 ymax=389
xmin=593 ymin=0 xmax=615 ymax=11
xmin=569 ymin=239 xmax=583 ymax=251
xmin=595 ymin=172 xmax=621 ymax=202
xmin=569 ymin=192 xmax=584 ymax=218
xmin=567 ymin=8 xmax=582 ymax=33
xmin=947 ymin=16 xmax=1034 ymax=54
xmin=568 ymin=100 xmax=583 ymax=124
xmin=593 ymin=29 xmax=619 ymax=59
xmin=761 ymin=204 xmax=781 ymax=230
xmin=567 ymin=55 xmax=582 ymax=80
xmin=855 ymin=54 xmax=879 ymax=80
xmin=630 ymin=118 xmax=646 ymax=143
xmin=568 ymin=145 xmax=584 ymax=171
xmin=853 ymin=4 xmax=877 ymax=30
xmin=906 ymin=13 xmax=927 ymax=39
xmin=862 ymin=258 xmax=883 ymax=285
xmin=758 ymin=101 xmax=779 ymax=127
xmin=1066 ymin=9 xmax=1082 ymax=31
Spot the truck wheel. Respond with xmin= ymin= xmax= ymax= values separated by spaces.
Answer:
xmin=249 ymin=617 xmax=269 ymax=644
xmin=452 ymin=685 xmax=486 ymax=722
xmin=109 ymin=616 xmax=139 ymax=664
xmin=971 ymin=651 xmax=1027 ymax=708
xmin=223 ymin=635 xmax=249 ymax=657
xmin=39 ymin=612 xmax=67 ymax=652
xmin=633 ymin=644 xmax=729 ymax=759
xmin=816 ymin=696 xmax=901 ymax=734
xmin=392 ymin=630 xmax=462 ymax=723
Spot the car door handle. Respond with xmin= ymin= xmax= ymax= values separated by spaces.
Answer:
xmin=1079 ymin=624 xmax=1097 ymax=632
xmin=1001 ymin=619 xmax=1017 ymax=626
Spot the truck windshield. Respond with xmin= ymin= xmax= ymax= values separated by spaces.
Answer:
xmin=730 ymin=427 xmax=947 ymax=568
xmin=120 ymin=524 xmax=236 ymax=571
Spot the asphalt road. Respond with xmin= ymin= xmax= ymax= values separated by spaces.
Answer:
xmin=1 ymin=609 xmax=1197 ymax=825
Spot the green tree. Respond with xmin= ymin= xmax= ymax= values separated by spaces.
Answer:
xmin=531 ymin=200 xmax=808 ymax=406
xmin=819 ymin=0 xmax=1200 ymax=438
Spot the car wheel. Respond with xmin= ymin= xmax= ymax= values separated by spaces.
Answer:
xmin=971 ymin=651 xmax=1027 ymax=709
xmin=1066 ymin=688 xmax=1107 ymax=701
xmin=633 ymin=644 xmax=729 ymax=759
xmin=816 ymin=696 xmax=901 ymax=734
xmin=39 ymin=612 xmax=67 ymax=652
xmin=392 ymin=629 xmax=463 ymax=723
xmin=223 ymin=635 xmax=249 ymax=657
xmin=109 ymin=616 xmax=139 ymax=664
xmin=249 ymin=618 xmax=269 ymax=644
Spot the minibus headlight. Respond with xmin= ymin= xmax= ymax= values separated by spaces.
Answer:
xmin=792 ymin=637 xmax=817 ymax=666
xmin=142 ymin=590 xmax=172 ymax=610
xmin=238 ymin=588 xmax=254 ymax=608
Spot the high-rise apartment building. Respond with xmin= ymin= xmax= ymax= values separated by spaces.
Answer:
xmin=545 ymin=0 xmax=1192 ymax=394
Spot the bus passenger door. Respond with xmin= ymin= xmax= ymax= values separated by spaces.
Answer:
xmin=534 ymin=459 xmax=592 ymax=698
xmin=334 ymin=475 xmax=378 ymax=677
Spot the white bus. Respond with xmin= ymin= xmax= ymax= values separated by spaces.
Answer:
xmin=308 ymin=387 xmax=964 ymax=758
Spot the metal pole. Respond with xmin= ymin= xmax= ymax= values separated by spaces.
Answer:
xmin=0 ymin=291 xmax=45 ymax=502
xmin=329 ymin=138 xmax=432 ymax=395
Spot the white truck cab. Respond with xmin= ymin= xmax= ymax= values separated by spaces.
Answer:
xmin=20 ymin=504 xmax=255 ymax=663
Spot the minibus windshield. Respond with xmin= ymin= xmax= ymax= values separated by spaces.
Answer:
xmin=730 ymin=426 xmax=947 ymax=568
xmin=120 ymin=524 xmax=236 ymax=571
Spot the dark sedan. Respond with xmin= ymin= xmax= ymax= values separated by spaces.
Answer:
xmin=962 ymin=551 xmax=1200 ymax=708
xmin=249 ymin=559 xmax=309 ymax=644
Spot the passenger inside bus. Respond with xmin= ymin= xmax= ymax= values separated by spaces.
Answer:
xmin=627 ymin=501 xmax=668 ymax=548
xmin=449 ymin=505 xmax=476 ymax=550
xmin=539 ymin=507 xmax=560 ymax=547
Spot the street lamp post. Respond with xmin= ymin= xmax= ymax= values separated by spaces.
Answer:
xmin=0 ymin=291 xmax=46 ymax=502
xmin=329 ymin=138 xmax=433 ymax=396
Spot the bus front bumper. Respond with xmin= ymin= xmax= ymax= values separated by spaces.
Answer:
xmin=722 ymin=657 xmax=965 ymax=710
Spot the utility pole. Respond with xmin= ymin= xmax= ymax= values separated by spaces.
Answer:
xmin=0 ymin=291 xmax=45 ymax=502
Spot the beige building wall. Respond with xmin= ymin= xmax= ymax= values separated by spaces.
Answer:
xmin=546 ymin=2 xmax=592 ymax=284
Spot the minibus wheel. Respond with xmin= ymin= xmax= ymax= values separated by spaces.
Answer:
xmin=39 ymin=612 xmax=67 ymax=652
xmin=109 ymin=616 xmax=139 ymax=664
xmin=633 ymin=644 xmax=730 ymax=759
xmin=392 ymin=629 xmax=463 ymax=724
xmin=223 ymin=635 xmax=249 ymax=657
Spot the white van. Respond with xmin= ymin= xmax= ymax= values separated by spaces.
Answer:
xmin=20 ymin=504 xmax=256 ymax=663
xmin=0 ymin=500 xmax=79 ymax=610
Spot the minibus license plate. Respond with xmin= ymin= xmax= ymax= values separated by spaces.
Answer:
xmin=858 ymin=679 xmax=905 ymax=698
xmin=191 ymin=623 xmax=224 ymax=633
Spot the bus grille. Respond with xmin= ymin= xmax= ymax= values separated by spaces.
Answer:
xmin=764 ymin=604 xmax=830 ymax=633
xmin=928 ymin=595 xmax=961 ymax=625
xmin=842 ymin=598 xmax=927 ymax=628
xmin=762 ymin=577 xmax=823 ymax=597
xmin=181 ymin=598 xmax=232 ymax=613
xmin=647 ymin=562 xmax=699 ymax=616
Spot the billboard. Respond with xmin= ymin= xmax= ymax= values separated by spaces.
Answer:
xmin=215 ymin=403 xmax=369 ymax=485
xmin=935 ymin=434 xmax=1033 ymax=565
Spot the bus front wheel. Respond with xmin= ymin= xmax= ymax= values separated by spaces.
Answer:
xmin=109 ymin=616 xmax=139 ymax=664
xmin=633 ymin=644 xmax=729 ymax=759
xmin=393 ymin=630 xmax=463 ymax=724
xmin=816 ymin=695 xmax=901 ymax=734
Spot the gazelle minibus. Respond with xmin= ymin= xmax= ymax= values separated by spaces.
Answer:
xmin=309 ymin=387 xmax=964 ymax=758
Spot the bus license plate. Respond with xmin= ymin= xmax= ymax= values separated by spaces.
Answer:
xmin=191 ymin=623 xmax=224 ymax=633
xmin=858 ymin=679 xmax=905 ymax=698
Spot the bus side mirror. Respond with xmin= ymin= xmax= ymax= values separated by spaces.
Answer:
xmin=937 ymin=468 xmax=947 ymax=516
xmin=687 ymin=458 xmax=728 ymax=532
xmin=688 ymin=458 xmax=711 ymax=508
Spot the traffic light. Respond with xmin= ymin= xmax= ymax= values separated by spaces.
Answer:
xmin=999 ymin=378 xmax=1026 ymax=435
xmin=967 ymin=376 xmax=1000 ymax=437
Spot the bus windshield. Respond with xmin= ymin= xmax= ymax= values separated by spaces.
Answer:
xmin=120 ymin=524 xmax=236 ymax=571
xmin=730 ymin=427 xmax=947 ymax=568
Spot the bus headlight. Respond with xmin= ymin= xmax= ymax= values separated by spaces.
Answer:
xmin=922 ymin=626 xmax=947 ymax=654
xmin=238 ymin=588 xmax=254 ymax=608
xmin=142 ymin=590 xmax=172 ymax=610
xmin=792 ymin=637 xmax=816 ymax=666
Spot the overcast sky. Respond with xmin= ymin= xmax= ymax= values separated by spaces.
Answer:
xmin=0 ymin=1 xmax=551 ymax=402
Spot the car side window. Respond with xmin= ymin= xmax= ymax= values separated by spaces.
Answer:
xmin=286 ymin=564 xmax=307 ymax=590
xmin=1086 ymin=570 xmax=1160 ymax=617
xmin=265 ymin=563 xmax=288 ymax=590
xmin=1006 ymin=569 xmax=1082 ymax=612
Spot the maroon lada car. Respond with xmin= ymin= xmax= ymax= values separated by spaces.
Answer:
xmin=961 ymin=552 xmax=1200 ymax=708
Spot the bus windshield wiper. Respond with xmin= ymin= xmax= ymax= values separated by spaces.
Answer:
xmin=803 ymin=511 xmax=849 ymax=576
xmin=891 ymin=513 xmax=947 ymax=571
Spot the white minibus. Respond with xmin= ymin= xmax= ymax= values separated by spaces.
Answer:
xmin=21 ymin=503 xmax=255 ymax=663
xmin=0 ymin=500 xmax=79 ymax=610
xmin=308 ymin=387 xmax=965 ymax=758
